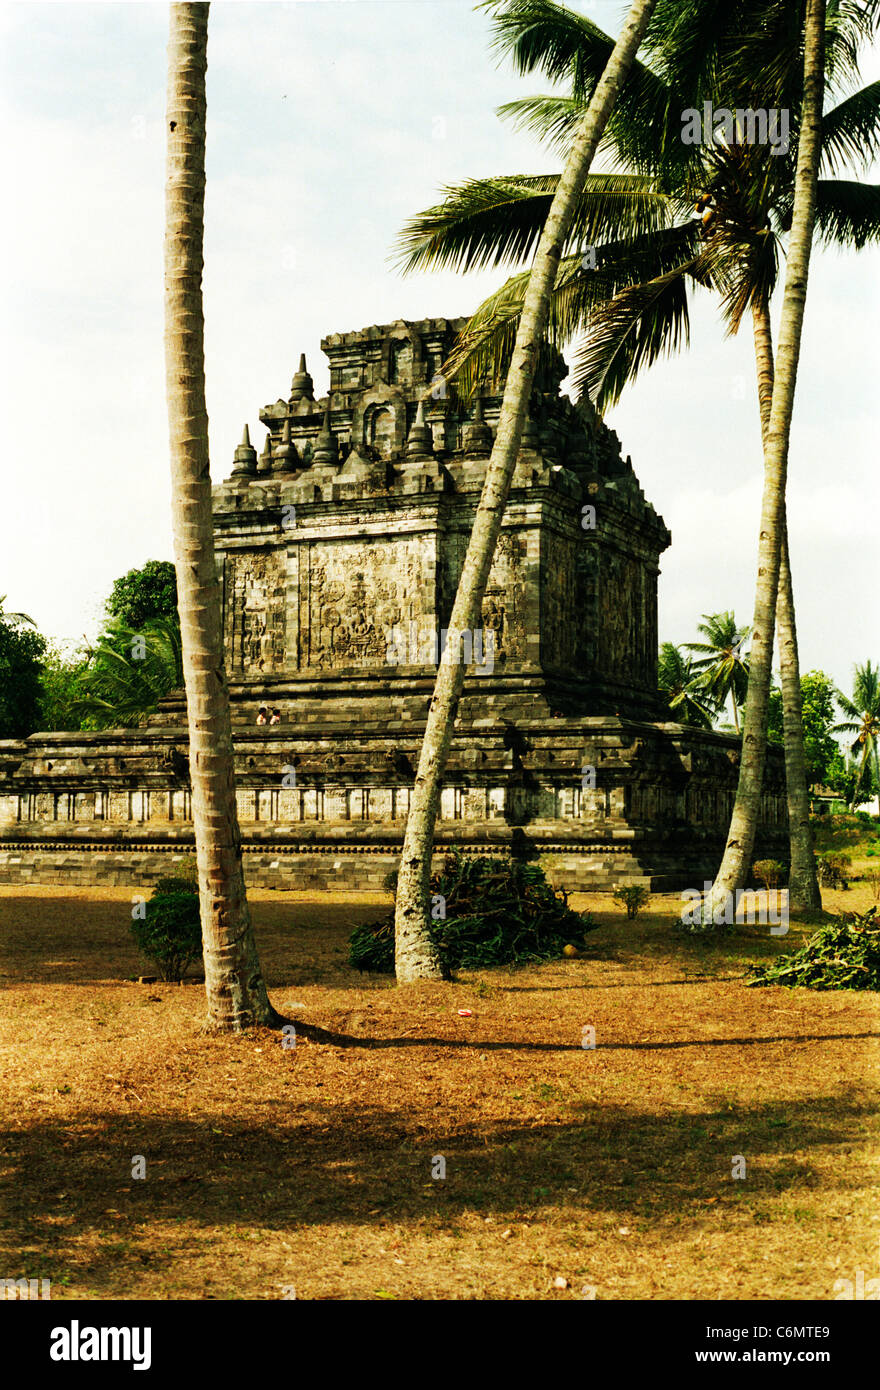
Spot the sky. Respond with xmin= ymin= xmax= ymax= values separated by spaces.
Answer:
xmin=1 ymin=0 xmax=878 ymax=700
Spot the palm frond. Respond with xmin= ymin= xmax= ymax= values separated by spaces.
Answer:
xmin=821 ymin=80 xmax=880 ymax=174
xmin=442 ymin=220 xmax=703 ymax=401
xmin=568 ymin=262 xmax=696 ymax=409
xmin=394 ymin=171 xmax=682 ymax=276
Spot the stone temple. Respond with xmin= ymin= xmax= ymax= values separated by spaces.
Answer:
xmin=0 ymin=317 xmax=786 ymax=889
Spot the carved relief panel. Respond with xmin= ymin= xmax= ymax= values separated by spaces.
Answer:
xmin=227 ymin=552 xmax=287 ymax=674
xmin=303 ymin=538 xmax=434 ymax=670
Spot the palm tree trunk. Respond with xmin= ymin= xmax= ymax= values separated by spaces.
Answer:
xmin=705 ymin=0 xmax=826 ymax=922
xmin=164 ymin=1 xmax=279 ymax=1030
xmin=751 ymin=295 xmax=821 ymax=911
xmin=392 ymin=0 xmax=659 ymax=981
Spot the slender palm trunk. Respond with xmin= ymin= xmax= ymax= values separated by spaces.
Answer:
xmin=751 ymin=295 xmax=821 ymax=910
xmin=164 ymin=2 xmax=278 ymax=1029
xmin=393 ymin=0 xmax=659 ymax=981
xmin=705 ymin=0 xmax=826 ymax=922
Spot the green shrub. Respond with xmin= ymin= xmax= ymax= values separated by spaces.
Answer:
xmin=131 ymin=892 xmax=202 ymax=981
xmin=752 ymin=859 xmax=787 ymax=891
xmin=612 ymin=884 xmax=651 ymax=919
xmin=349 ymin=850 xmax=595 ymax=975
xmin=817 ymin=852 xmax=851 ymax=889
xmin=152 ymin=875 xmax=198 ymax=898
xmin=746 ymin=908 xmax=880 ymax=991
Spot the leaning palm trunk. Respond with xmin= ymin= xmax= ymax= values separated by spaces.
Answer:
xmin=393 ymin=0 xmax=659 ymax=981
xmin=164 ymin=2 xmax=278 ymax=1029
xmin=751 ymin=295 xmax=821 ymax=911
xmin=705 ymin=0 xmax=826 ymax=921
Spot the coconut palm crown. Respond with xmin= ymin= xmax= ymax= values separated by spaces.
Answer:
xmin=834 ymin=660 xmax=880 ymax=810
xmin=395 ymin=0 xmax=880 ymax=407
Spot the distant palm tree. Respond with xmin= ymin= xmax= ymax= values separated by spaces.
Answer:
xmin=658 ymin=642 xmax=717 ymax=728
xmin=75 ymin=617 xmax=183 ymax=728
xmin=684 ymin=612 xmax=750 ymax=732
xmin=834 ymin=661 xmax=880 ymax=812
xmin=0 ymin=597 xmax=36 ymax=627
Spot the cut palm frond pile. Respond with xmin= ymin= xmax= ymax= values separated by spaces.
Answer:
xmin=349 ymin=850 xmax=595 ymax=975
xmin=746 ymin=908 xmax=880 ymax=991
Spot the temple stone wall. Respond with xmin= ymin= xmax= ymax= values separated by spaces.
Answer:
xmin=0 ymin=316 xmax=788 ymax=892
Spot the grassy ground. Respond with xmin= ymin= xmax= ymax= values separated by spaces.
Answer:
xmin=0 ymin=870 xmax=878 ymax=1301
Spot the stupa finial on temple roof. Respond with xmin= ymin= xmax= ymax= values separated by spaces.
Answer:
xmin=312 ymin=406 xmax=339 ymax=465
xmin=255 ymin=429 xmax=273 ymax=475
xmin=272 ymin=417 xmax=299 ymax=473
xmin=463 ymin=395 xmax=493 ymax=455
xmin=289 ymin=353 xmax=315 ymax=403
xmin=405 ymin=398 xmax=434 ymax=460
xmin=231 ymin=423 xmax=257 ymax=476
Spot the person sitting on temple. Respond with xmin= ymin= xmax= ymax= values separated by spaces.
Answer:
xmin=269 ymin=708 xmax=282 ymax=725
xmin=256 ymin=707 xmax=268 ymax=725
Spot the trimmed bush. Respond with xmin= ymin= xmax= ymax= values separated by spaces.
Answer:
xmin=152 ymin=876 xmax=198 ymax=898
xmin=752 ymin=859 xmax=787 ymax=892
xmin=817 ymin=852 xmax=851 ymax=889
xmin=349 ymin=850 xmax=595 ymax=975
xmin=746 ymin=908 xmax=880 ymax=991
xmin=131 ymin=892 xmax=202 ymax=981
xmin=613 ymin=884 xmax=651 ymax=919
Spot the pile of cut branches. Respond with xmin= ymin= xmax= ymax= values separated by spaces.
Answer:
xmin=746 ymin=908 xmax=880 ymax=991
xmin=349 ymin=850 xmax=595 ymax=975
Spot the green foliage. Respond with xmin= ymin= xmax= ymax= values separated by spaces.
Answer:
xmin=752 ymin=859 xmax=787 ymax=891
xmin=396 ymin=2 xmax=880 ymax=412
xmin=105 ymin=560 xmax=178 ymax=630
xmin=612 ymin=883 xmax=651 ymax=918
xmin=349 ymin=850 xmax=595 ymax=974
xmin=657 ymin=641 xmax=717 ymax=728
xmin=834 ymin=661 xmax=880 ymax=810
xmin=130 ymin=892 xmax=202 ymax=982
xmin=0 ymin=597 xmax=46 ymax=738
xmin=746 ymin=908 xmax=880 ymax=991
xmin=817 ymin=852 xmax=851 ymax=889
xmin=37 ymin=642 xmax=92 ymax=732
xmin=75 ymin=617 xmax=183 ymax=729
xmin=767 ymin=670 xmax=844 ymax=789
xmin=684 ymin=612 xmax=750 ymax=732
xmin=151 ymin=876 xmax=198 ymax=898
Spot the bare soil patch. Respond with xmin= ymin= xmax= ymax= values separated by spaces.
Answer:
xmin=1 ymin=883 xmax=878 ymax=1300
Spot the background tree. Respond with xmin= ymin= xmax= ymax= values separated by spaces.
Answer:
xmin=105 ymin=559 xmax=178 ymax=630
xmin=392 ymin=0 xmax=660 ymax=982
xmin=38 ymin=642 xmax=91 ymax=732
xmin=767 ymin=669 xmax=842 ymax=791
xmin=657 ymin=641 xmax=717 ymax=727
xmin=164 ymin=1 xmax=277 ymax=1030
xmin=74 ymin=617 xmax=183 ymax=728
xmin=0 ymin=598 xmax=45 ymax=738
xmin=834 ymin=661 xmax=880 ymax=812
xmin=684 ymin=612 xmax=750 ymax=732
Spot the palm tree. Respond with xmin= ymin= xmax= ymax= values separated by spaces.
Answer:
xmin=164 ymin=2 xmax=278 ymax=1030
xmin=392 ymin=0 xmax=661 ymax=982
xmin=834 ymin=661 xmax=880 ymax=812
xmin=75 ymin=616 xmax=183 ymax=728
xmin=706 ymin=0 xmax=828 ymax=919
xmin=396 ymin=0 xmax=878 ymax=911
xmin=658 ymin=641 xmax=718 ymax=727
xmin=684 ymin=612 xmax=750 ymax=732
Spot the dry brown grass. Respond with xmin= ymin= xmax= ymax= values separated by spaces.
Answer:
xmin=1 ymin=882 xmax=878 ymax=1300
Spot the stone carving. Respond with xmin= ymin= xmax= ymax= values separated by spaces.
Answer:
xmin=230 ymin=553 xmax=286 ymax=673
